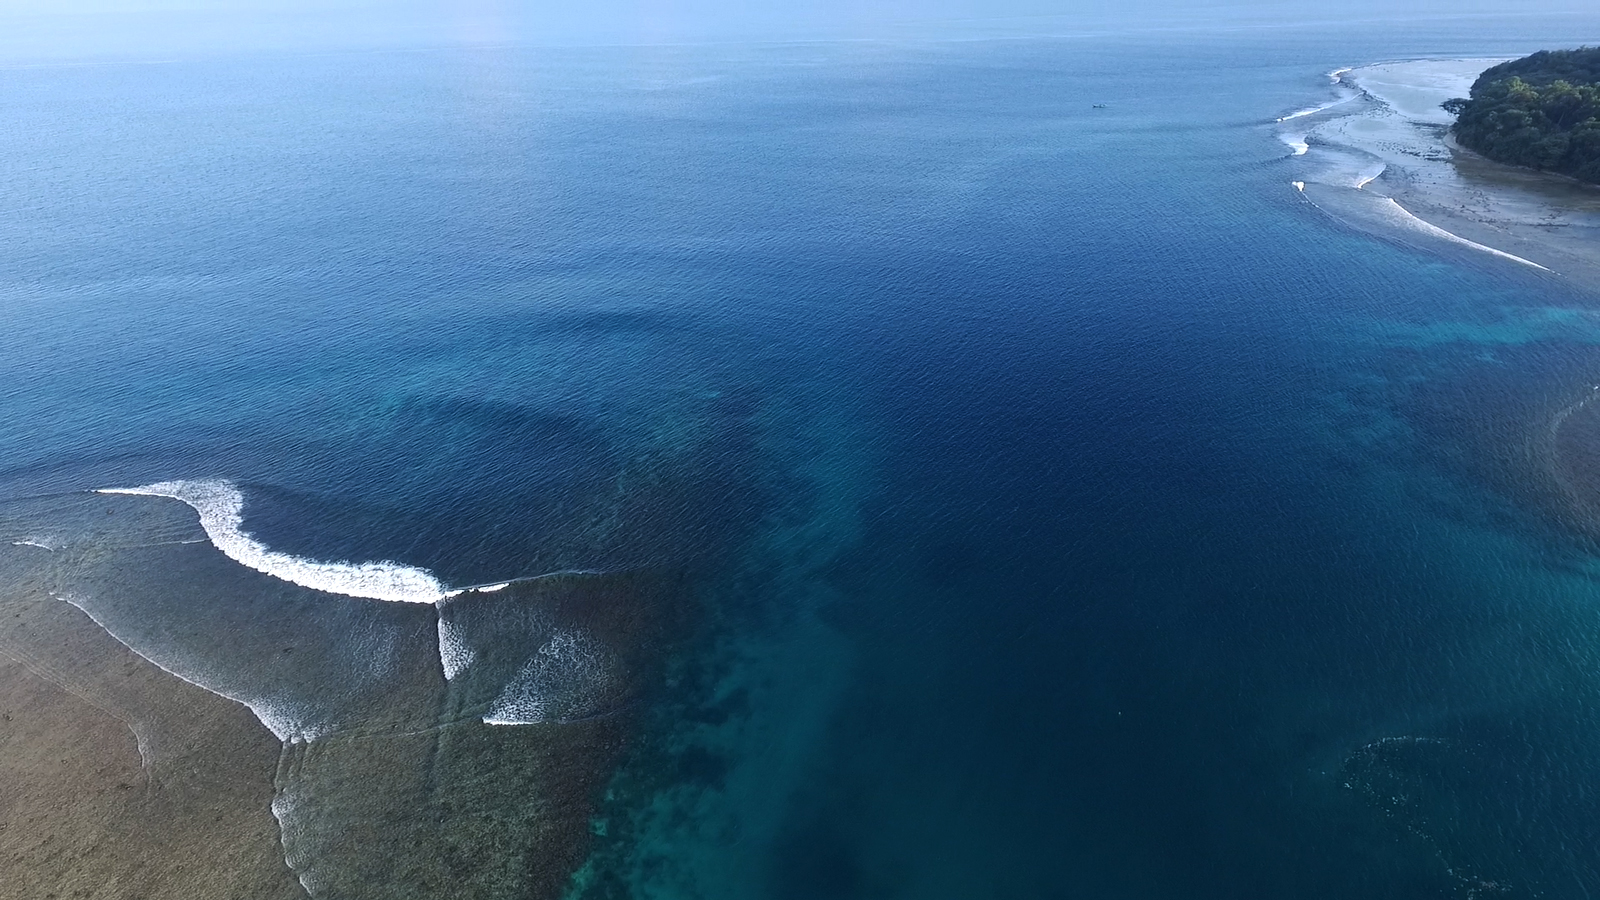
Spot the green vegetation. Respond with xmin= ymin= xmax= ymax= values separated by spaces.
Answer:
xmin=1445 ymin=47 xmax=1600 ymax=184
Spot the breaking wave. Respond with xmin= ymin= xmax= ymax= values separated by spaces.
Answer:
xmin=10 ymin=538 xmax=56 ymax=551
xmin=55 ymin=590 xmax=330 ymax=742
xmin=97 ymin=480 xmax=447 ymax=604
xmin=1275 ymin=94 xmax=1356 ymax=123
xmin=484 ymin=629 xmax=614 ymax=725
xmin=1380 ymin=199 xmax=1551 ymax=270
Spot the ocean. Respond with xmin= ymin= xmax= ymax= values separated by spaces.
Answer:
xmin=5 ymin=10 xmax=1600 ymax=899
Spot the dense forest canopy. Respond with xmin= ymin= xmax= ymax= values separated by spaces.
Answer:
xmin=1445 ymin=47 xmax=1600 ymax=184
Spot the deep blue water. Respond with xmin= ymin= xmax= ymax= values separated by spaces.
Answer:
xmin=8 ymin=12 xmax=1600 ymax=899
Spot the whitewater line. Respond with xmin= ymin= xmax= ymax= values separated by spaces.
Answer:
xmin=1275 ymin=94 xmax=1356 ymax=123
xmin=1382 ymin=199 xmax=1550 ymax=271
xmin=94 ymin=480 xmax=625 ymax=720
xmin=97 ymin=480 xmax=447 ymax=604
xmin=441 ymin=569 xmax=609 ymax=599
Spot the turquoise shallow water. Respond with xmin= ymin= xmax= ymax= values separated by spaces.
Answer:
xmin=7 ymin=12 xmax=1600 ymax=898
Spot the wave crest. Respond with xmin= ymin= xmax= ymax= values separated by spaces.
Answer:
xmin=1380 ymin=199 xmax=1550 ymax=271
xmin=97 ymin=480 xmax=446 ymax=604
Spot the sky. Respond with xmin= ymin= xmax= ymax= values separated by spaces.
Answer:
xmin=0 ymin=0 xmax=1593 ymax=59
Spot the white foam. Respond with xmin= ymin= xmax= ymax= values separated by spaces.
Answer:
xmin=1381 ymin=199 xmax=1551 ymax=271
xmin=1276 ymin=95 xmax=1355 ymax=123
xmin=1328 ymin=67 xmax=1352 ymax=83
xmin=269 ymin=793 xmax=321 ymax=897
xmin=249 ymin=699 xmax=332 ymax=743
xmin=10 ymin=539 xmax=56 ymax=551
xmin=440 ymin=569 xmax=608 ymax=600
xmin=1280 ymin=133 xmax=1309 ymax=156
xmin=483 ymin=630 xmax=610 ymax=726
xmin=1354 ymin=163 xmax=1385 ymax=190
xmin=1292 ymin=181 xmax=1306 ymax=192
xmin=436 ymin=618 xmax=477 ymax=681
xmin=97 ymin=480 xmax=446 ymax=604
xmin=441 ymin=581 xmax=510 ymax=598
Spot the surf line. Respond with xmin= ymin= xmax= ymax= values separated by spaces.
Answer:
xmin=94 ymin=479 xmax=627 ymax=714
xmin=1382 ymin=199 xmax=1551 ymax=271
xmin=100 ymin=481 xmax=619 ymax=604
xmin=97 ymin=480 xmax=447 ymax=604
xmin=1542 ymin=384 xmax=1600 ymax=519
xmin=10 ymin=539 xmax=56 ymax=551
xmin=1275 ymin=94 xmax=1356 ymax=123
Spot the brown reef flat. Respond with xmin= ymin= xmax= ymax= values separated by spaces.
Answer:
xmin=0 ymin=520 xmax=687 ymax=900
xmin=0 ymin=568 xmax=302 ymax=900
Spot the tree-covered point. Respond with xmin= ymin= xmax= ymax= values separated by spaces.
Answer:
xmin=1444 ymin=47 xmax=1600 ymax=184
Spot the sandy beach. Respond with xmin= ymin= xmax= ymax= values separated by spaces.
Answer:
xmin=1288 ymin=58 xmax=1600 ymax=291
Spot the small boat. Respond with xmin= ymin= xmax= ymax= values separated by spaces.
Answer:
xmin=1092 ymin=103 xmax=1108 ymax=109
